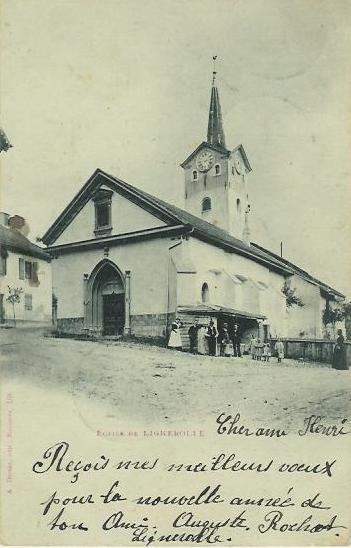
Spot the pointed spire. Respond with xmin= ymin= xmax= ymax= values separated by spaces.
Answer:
xmin=207 ymin=56 xmax=226 ymax=149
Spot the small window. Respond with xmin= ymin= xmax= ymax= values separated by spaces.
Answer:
xmin=25 ymin=294 xmax=32 ymax=311
xmin=25 ymin=260 xmax=33 ymax=280
xmin=232 ymin=166 xmax=235 ymax=176
xmin=201 ymin=283 xmax=209 ymax=303
xmin=214 ymin=164 xmax=221 ymax=176
xmin=236 ymin=198 xmax=241 ymax=214
xmin=192 ymin=170 xmax=198 ymax=181
xmin=93 ymin=189 xmax=113 ymax=234
xmin=96 ymin=203 xmax=110 ymax=229
xmin=202 ymin=197 xmax=212 ymax=213
xmin=19 ymin=259 xmax=38 ymax=281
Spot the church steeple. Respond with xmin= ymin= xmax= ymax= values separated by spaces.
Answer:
xmin=207 ymin=57 xmax=226 ymax=149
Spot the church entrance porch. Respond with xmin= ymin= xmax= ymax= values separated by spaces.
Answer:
xmin=85 ymin=259 xmax=126 ymax=336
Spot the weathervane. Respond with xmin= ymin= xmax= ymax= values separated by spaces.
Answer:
xmin=212 ymin=55 xmax=217 ymax=84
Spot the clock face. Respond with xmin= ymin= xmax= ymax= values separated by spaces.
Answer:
xmin=234 ymin=154 xmax=243 ymax=174
xmin=196 ymin=150 xmax=215 ymax=172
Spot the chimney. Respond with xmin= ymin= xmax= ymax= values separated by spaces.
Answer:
xmin=8 ymin=215 xmax=29 ymax=236
xmin=0 ymin=212 xmax=10 ymax=226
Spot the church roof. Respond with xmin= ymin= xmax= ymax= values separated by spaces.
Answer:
xmin=0 ymin=224 xmax=50 ymax=261
xmin=42 ymin=168 xmax=344 ymax=297
xmin=42 ymin=168 xmax=292 ymax=274
xmin=251 ymin=243 xmax=345 ymax=299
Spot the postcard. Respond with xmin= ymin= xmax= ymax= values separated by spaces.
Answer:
xmin=0 ymin=0 xmax=350 ymax=546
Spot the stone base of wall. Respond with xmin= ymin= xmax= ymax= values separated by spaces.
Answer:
xmin=131 ymin=313 xmax=172 ymax=340
xmin=57 ymin=317 xmax=84 ymax=335
xmin=55 ymin=314 xmax=173 ymax=341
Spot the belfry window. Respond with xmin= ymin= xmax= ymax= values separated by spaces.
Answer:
xmin=201 ymin=283 xmax=209 ymax=303
xmin=236 ymin=198 xmax=241 ymax=214
xmin=214 ymin=164 xmax=221 ymax=176
xmin=192 ymin=170 xmax=198 ymax=181
xmin=202 ymin=197 xmax=211 ymax=213
xmin=93 ymin=189 xmax=113 ymax=236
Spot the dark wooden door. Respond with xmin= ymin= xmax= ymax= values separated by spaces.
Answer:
xmin=103 ymin=294 xmax=125 ymax=335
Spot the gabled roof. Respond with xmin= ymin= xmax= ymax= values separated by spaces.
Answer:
xmin=180 ymin=141 xmax=230 ymax=168
xmin=252 ymin=243 xmax=345 ymax=299
xmin=42 ymin=168 xmax=292 ymax=275
xmin=232 ymin=144 xmax=252 ymax=173
xmin=0 ymin=225 xmax=50 ymax=261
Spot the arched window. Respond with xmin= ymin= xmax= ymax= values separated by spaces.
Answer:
xmin=236 ymin=198 xmax=241 ymax=213
xmin=201 ymin=283 xmax=209 ymax=303
xmin=214 ymin=163 xmax=221 ymax=176
xmin=192 ymin=170 xmax=198 ymax=181
xmin=202 ymin=197 xmax=211 ymax=212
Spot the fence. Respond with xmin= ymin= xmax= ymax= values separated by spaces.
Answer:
xmin=271 ymin=338 xmax=351 ymax=368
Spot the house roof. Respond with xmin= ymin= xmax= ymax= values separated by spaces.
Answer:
xmin=251 ymin=243 xmax=345 ymax=299
xmin=0 ymin=225 xmax=50 ymax=261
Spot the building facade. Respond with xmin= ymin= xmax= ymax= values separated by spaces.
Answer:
xmin=0 ymin=213 xmax=52 ymax=326
xmin=41 ymin=75 xmax=344 ymax=345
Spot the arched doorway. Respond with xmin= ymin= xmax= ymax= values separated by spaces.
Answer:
xmin=88 ymin=260 xmax=125 ymax=335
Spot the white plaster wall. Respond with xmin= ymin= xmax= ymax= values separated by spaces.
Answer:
xmin=0 ymin=251 xmax=52 ymax=322
xmin=55 ymin=191 xmax=167 ymax=246
xmin=51 ymin=238 xmax=171 ymax=319
xmin=285 ymin=275 xmax=324 ymax=338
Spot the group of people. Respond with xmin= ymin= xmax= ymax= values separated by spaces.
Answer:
xmin=168 ymin=318 xmax=284 ymax=361
xmin=168 ymin=319 xmax=348 ymax=369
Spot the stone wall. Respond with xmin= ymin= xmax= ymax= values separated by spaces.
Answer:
xmin=57 ymin=317 xmax=84 ymax=334
xmin=131 ymin=312 xmax=172 ymax=340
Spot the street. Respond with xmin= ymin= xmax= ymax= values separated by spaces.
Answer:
xmin=1 ymin=328 xmax=350 ymax=431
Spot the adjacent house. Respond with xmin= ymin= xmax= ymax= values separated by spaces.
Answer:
xmin=0 ymin=213 xmax=52 ymax=326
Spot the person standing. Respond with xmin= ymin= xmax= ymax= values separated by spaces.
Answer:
xmin=197 ymin=325 xmax=209 ymax=355
xmin=231 ymin=323 xmax=242 ymax=357
xmin=275 ymin=338 xmax=284 ymax=363
xmin=250 ymin=334 xmax=257 ymax=360
xmin=256 ymin=338 xmax=264 ymax=361
xmin=168 ymin=319 xmax=182 ymax=350
xmin=206 ymin=319 xmax=218 ymax=356
xmin=188 ymin=319 xmax=200 ymax=354
xmin=219 ymin=323 xmax=230 ymax=357
xmin=332 ymin=329 xmax=348 ymax=370
xmin=263 ymin=342 xmax=271 ymax=362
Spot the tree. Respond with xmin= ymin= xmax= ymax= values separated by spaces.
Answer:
xmin=282 ymin=281 xmax=304 ymax=308
xmin=6 ymin=286 xmax=23 ymax=327
xmin=322 ymin=306 xmax=345 ymax=326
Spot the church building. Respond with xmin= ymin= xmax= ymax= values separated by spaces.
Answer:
xmin=42 ymin=72 xmax=344 ymax=346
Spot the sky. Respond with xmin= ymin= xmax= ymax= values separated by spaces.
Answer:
xmin=0 ymin=0 xmax=350 ymax=296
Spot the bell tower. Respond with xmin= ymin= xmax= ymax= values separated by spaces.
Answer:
xmin=181 ymin=58 xmax=252 ymax=242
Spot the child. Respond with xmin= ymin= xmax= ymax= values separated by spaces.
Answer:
xmin=263 ymin=342 xmax=271 ymax=362
xmin=275 ymin=339 xmax=284 ymax=363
